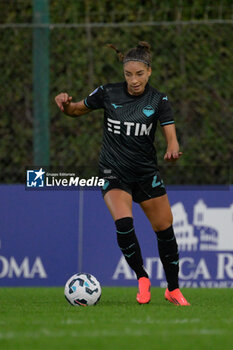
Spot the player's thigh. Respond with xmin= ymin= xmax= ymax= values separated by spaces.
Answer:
xmin=104 ymin=189 xmax=133 ymax=221
xmin=140 ymin=194 xmax=173 ymax=231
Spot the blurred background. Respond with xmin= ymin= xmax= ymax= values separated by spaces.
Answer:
xmin=0 ymin=0 xmax=232 ymax=185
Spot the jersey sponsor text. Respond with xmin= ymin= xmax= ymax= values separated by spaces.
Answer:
xmin=107 ymin=118 xmax=153 ymax=136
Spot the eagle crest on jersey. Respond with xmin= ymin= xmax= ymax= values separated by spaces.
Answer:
xmin=142 ymin=105 xmax=155 ymax=117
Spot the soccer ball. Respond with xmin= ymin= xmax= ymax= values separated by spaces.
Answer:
xmin=64 ymin=273 xmax=101 ymax=306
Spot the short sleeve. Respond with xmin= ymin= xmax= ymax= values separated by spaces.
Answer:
xmin=158 ymin=94 xmax=175 ymax=126
xmin=84 ymin=86 xmax=105 ymax=110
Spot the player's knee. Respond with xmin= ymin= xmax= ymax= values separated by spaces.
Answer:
xmin=115 ymin=217 xmax=133 ymax=232
xmin=153 ymin=214 xmax=173 ymax=232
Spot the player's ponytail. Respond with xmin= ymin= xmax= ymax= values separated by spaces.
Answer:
xmin=107 ymin=44 xmax=124 ymax=62
xmin=107 ymin=41 xmax=152 ymax=67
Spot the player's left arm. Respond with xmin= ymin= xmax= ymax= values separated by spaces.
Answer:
xmin=162 ymin=124 xmax=183 ymax=161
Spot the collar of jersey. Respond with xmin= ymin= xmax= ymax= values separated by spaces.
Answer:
xmin=123 ymin=81 xmax=150 ymax=98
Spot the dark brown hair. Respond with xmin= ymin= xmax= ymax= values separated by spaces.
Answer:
xmin=107 ymin=41 xmax=152 ymax=67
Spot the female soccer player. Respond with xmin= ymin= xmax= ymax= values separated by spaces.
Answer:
xmin=55 ymin=41 xmax=190 ymax=306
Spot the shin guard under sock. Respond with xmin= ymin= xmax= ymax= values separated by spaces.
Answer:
xmin=115 ymin=217 xmax=148 ymax=280
xmin=156 ymin=225 xmax=179 ymax=291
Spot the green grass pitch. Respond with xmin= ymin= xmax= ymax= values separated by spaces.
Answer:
xmin=0 ymin=287 xmax=232 ymax=350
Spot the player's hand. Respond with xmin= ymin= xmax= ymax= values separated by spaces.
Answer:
xmin=55 ymin=93 xmax=73 ymax=112
xmin=164 ymin=151 xmax=183 ymax=162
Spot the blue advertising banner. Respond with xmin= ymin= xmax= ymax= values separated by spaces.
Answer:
xmin=0 ymin=185 xmax=233 ymax=287
xmin=0 ymin=185 xmax=79 ymax=286
xmin=82 ymin=187 xmax=233 ymax=288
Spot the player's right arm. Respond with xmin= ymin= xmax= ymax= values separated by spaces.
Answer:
xmin=55 ymin=93 xmax=91 ymax=117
